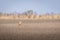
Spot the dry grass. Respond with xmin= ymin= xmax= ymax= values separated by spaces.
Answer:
xmin=0 ymin=14 xmax=60 ymax=20
xmin=0 ymin=19 xmax=60 ymax=40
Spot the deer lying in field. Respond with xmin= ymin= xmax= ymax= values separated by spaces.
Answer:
xmin=18 ymin=21 xmax=22 ymax=26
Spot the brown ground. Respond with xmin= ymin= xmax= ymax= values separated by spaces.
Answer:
xmin=0 ymin=19 xmax=60 ymax=40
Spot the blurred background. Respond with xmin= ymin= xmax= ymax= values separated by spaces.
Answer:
xmin=0 ymin=0 xmax=60 ymax=15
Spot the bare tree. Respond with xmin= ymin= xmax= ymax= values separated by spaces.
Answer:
xmin=0 ymin=12 xmax=2 ymax=17
xmin=22 ymin=10 xmax=34 ymax=16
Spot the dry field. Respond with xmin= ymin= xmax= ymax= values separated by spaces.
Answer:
xmin=0 ymin=19 xmax=60 ymax=40
xmin=0 ymin=14 xmax=60 ymax=20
